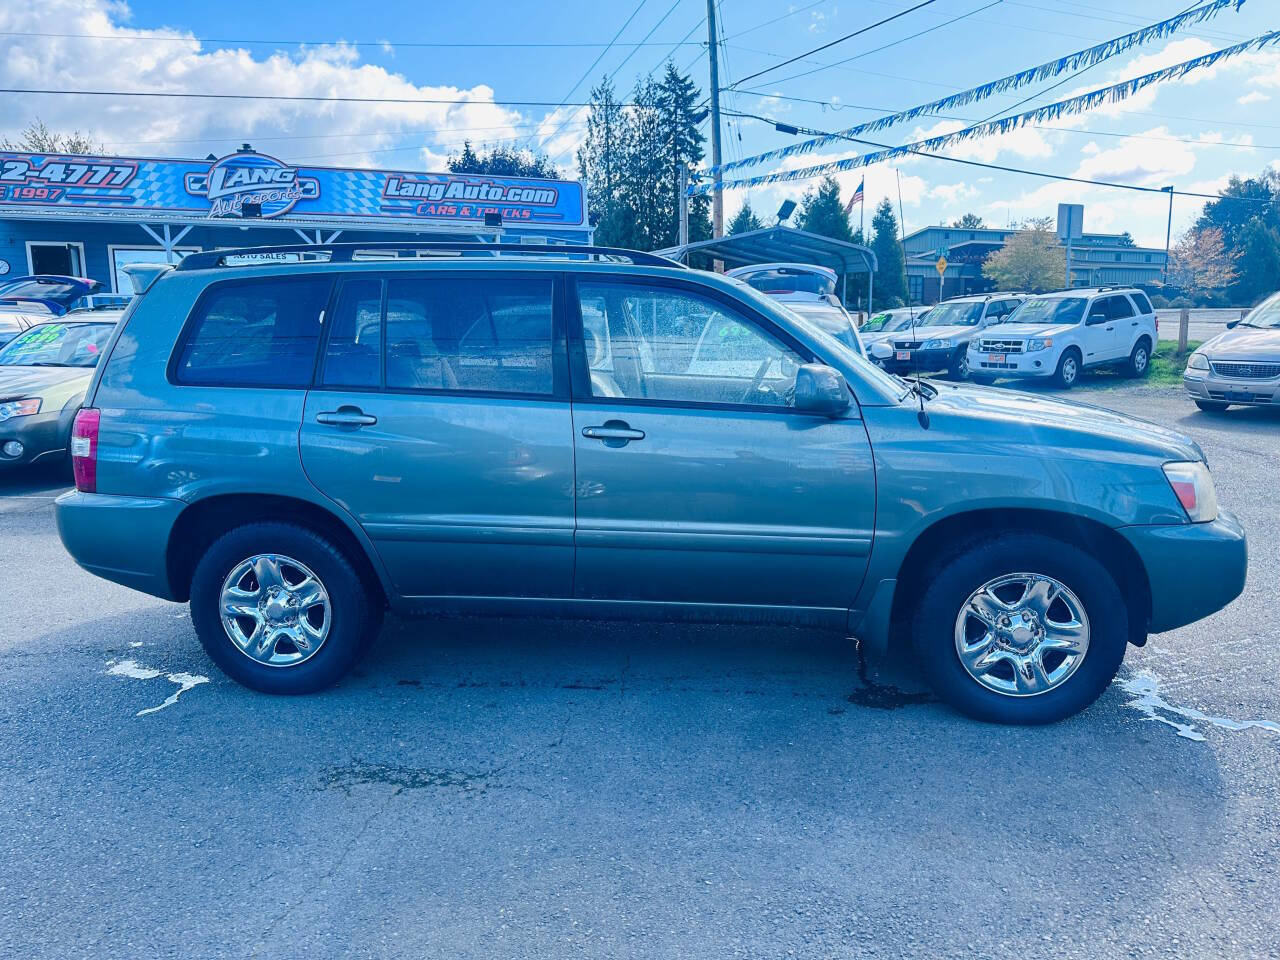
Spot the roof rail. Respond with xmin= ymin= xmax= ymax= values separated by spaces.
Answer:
xmin=175 ymin=241 xmax=685 ymax=272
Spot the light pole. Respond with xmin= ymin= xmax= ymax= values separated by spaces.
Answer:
xmin=1161 ymin=185 xmax=1174 ymax=286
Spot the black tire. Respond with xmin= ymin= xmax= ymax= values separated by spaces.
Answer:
xmin=1195 ymin=399 xmax=1230 ymax=413
xmin=947 ymin=347 xmax=971 ymax=381
xmin=1126 ymin=337 xmax=1152 ymax=378
xmin=190 ymin=521 xmax=381 ymax=694
xmin=1054 ymin=348 xmax=1082 ymax=388
xmin=911 ymin=532 xmax=1129 ymax=724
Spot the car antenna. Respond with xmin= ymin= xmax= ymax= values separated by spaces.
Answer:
xmin=897 ymin=169 xmax=929 ymax=430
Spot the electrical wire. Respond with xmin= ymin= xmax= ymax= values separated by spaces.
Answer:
xmin=730 ymin=0 xmax=940 ymax=88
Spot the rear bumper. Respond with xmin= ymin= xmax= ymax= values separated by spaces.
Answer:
xmin=1183 ymin=371 xmax=1280 ymax=406
xmin=55 ymin=491 xmax=184 ymax=600
xmin=1120 ymin=510 xmax=1247 ymax=634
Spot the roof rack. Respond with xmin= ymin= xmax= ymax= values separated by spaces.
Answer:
xmin=175 ymin=241 xmax=685 ymax=272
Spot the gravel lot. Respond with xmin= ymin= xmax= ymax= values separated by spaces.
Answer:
xmin=1 ymin=383 xmax=1277 ymax=959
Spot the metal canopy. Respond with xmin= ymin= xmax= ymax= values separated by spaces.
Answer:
xmin=655 ymin=225 xmax=876 ymax=276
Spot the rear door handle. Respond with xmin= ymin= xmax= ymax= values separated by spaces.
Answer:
xmin=316 ymin=406 xmax=377 ymax=427
xmin=582 ymin=420 xmax=645 ymax=446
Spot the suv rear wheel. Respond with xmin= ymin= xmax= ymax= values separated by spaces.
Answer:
xmin=190 ymin=522 xmax=381 ymax=693
xmin=1126 ymin=338 xmax=1152 ymax=378
xmin=1054 ymin=349 xmax=1081 ymax=388
xmin=911 ymin=532 xmax=1128 ymax=723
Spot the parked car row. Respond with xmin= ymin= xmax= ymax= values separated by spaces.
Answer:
xmin=49 ymin=241 xmax=1245 ymax=727
xmin=0 ymin=277 xmax=129 ymax=471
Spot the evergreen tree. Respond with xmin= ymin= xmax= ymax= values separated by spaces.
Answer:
xmin=870 ymin=198 xmax=906 ymax=308
xmin=577 ymin=78 xmax=627 ymax=241
xmin=952 ymin=212 xmax=984 ymax=229
xmin=796 ymin=176 xmax=854 ymax=243
xmin=448 ymin=142 xmax=559 ymax=179
xmin=657 ymin=62 xmax=706 ymax=245
xmin=1195 ymin=169 xmax=1280 ymax=304
xmin=728 ymin=201 xmax=763 ymax=234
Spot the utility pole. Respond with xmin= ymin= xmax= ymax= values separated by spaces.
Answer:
xmin=706 ymin=0 xmax=724 ymax=238
xmin=678 ymin=166 xmax=689 ymax=247
xmin=1162 ymin=185 xmax=1175 ymax=286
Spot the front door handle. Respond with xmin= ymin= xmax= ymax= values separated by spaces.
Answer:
xmin=582 ymin=419 xmax=645 ymax=447
xmin=1105 ymin=325 xmax=1114 ymax=331
xmin=316 ymin=406 xmax=378 ymax=427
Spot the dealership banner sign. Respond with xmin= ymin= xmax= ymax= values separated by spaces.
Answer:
xmin=0 ymin=149 xmax=586 ymax=227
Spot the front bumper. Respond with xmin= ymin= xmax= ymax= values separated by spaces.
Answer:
xmin=967 ymin=347 xmax=1056 ymax=379
xmin=1120 ymin=510 xmax=1247 ymax=634
xmin=0 ymin=411 xmax=67 ymax=470
xmin=882 ymin=347 xmax=955 ymax=375
xmin=55 ymin=491 xmax=185 ymax=600
xmin=1183 ymin=369 xmax=1280 ymax=406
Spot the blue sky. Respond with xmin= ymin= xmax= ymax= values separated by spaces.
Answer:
xmin=2 ymin=0 xmax=1278 ymax=246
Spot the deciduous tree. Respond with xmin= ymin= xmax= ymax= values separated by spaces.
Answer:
xmin=1167 ymin=225 xmax=1239 ymax=294
xmin=981 ymin=218 xmax=1066 ymax=292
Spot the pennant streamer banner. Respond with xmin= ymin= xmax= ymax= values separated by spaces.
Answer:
xmin=689 ymin=28 xmax=1280 ymax=197
xmin=705 ymin=0 xmax=1246 ymax=179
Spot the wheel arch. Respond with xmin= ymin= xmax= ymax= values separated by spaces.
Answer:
xmin=165 ymin=492 xmax=391 ymax=607
xmin=886 ymin=507 xmax=1152 ymax=652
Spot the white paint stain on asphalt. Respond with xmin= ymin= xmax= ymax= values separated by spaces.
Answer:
xmin=107 ymin=659 xmax=210 ymax=717
xmin=1117 ymin=671 xmax=1280 ymax=742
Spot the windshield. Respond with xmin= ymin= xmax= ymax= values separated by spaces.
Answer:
xmin=733 ymin=267 xmax=836 ymax=297
xmin=1240 ymin=291 xmax=1280 ymax=329
xmin=786 ymin=303 xmax=864 ymax=354
xmin=924 ymin=301 xmax=985 ymax=326
xmin=1007 ymin=297 xmax=1087 ymax=326
xmin=0 ymin=322 xmax=114 ymax=367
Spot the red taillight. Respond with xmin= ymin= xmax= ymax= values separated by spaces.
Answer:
xmin=71 ymin=408 xmax=100 ymax=493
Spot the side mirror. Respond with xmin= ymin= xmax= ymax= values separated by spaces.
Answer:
xmin=1087 ymin=309 xmax=1108 ymax=325
xmin=793 ymin=363 xmax=851 ymax=416
xmin=1226 ymin=318 xmax=1240 ymax=329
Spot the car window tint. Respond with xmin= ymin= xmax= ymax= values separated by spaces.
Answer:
xmin=578 ymin=283 xmax=803 ymax=408
xmin=175 ymin=277 xmax=329 ymax=387
xmin=383 ymin=276 xmax=553 ymax=395
xmin=1107 ymin=295 xmax=1135 ymax=320
xmin=1131 ymin=292 xmax=1153 ymax=314
xmin=322 ymin=278 xmax=383 ymax=388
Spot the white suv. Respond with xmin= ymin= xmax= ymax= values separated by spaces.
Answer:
xmin=968 ymin=287 xmax=1157 ymax=388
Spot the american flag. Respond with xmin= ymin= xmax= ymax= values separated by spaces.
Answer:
xmin=845 ymin=178 xmax=865 ymax=214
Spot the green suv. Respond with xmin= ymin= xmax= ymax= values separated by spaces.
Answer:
xmin=55 ymin=243 xmax=1247 ymax=724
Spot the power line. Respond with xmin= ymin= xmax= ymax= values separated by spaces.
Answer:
xmin=0 ymin=30 xmax=702 ymax=50
xmin=730 ymin=0 xmax=941 ymax=88
xmin=734 ymin=0 xmax=1004 ymax=90
xmin=0 ymin=86 xmax=631 ymax=108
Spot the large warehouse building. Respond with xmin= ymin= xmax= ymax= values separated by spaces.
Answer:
xmin=903 ymin=218 xmax=1167 ymax=304
xmin=0 ymin=145 xmax=592 ymax=290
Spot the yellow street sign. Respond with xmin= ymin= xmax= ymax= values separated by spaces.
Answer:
xmin=935 ymin=256 xmax=948 ymax=276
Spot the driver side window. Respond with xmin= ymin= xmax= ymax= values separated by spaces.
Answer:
xmin=578 ymin=282 xmax=804 ymax=408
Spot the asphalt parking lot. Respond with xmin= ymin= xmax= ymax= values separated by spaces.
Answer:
xmin=1 ymin=383 xmax=1277 ymax=959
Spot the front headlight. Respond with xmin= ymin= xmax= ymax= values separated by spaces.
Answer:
xmin=1163 ymin=461 xmax=1219 ymax=523
xmin=1026 ymin=337 xmax=1054 ymax=351
xmin=922 ymin=338 xmax=953 ymax=349
xmin=0 ymin=398 xmax=41 ymax=422
xmin=1186 ymin=351 xmax=1209 ymax=371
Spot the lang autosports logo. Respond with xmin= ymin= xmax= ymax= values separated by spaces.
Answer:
xmin=185 ymin=151 xmax=319 ymax=218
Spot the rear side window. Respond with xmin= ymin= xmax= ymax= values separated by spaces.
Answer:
xmin=174 ymin=277 xmax=330 ymax=387
xmin=1105 ymin=295 xmax=1135 ymax=320
xmin=1131 ymin=292 xmax=1153 ymax=314
xmin=320 ymin=274 xmax=556 ymax=395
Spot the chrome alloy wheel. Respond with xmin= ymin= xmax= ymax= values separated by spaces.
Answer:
xmin=219 ymin=554 xmax=331 ymax=667
xmin=953 ymin=573 xmax=1090 ymax=697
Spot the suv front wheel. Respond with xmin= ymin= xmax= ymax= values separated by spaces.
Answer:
xmin=947 ymin=347 xmax=971 ymax=381
xmin=190 ymin=522 xmax=382 ymax=693
xmin=912 ymin=532 xmax=1129 ymax=723
xmin=1054 ymin=348 xmax=1081 ymax=388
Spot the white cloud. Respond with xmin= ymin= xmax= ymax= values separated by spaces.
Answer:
xmin=1237 ymin=90 xmax=1270 ymax=105
xmin=0 ymin=0 xmax=562 ymax=173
